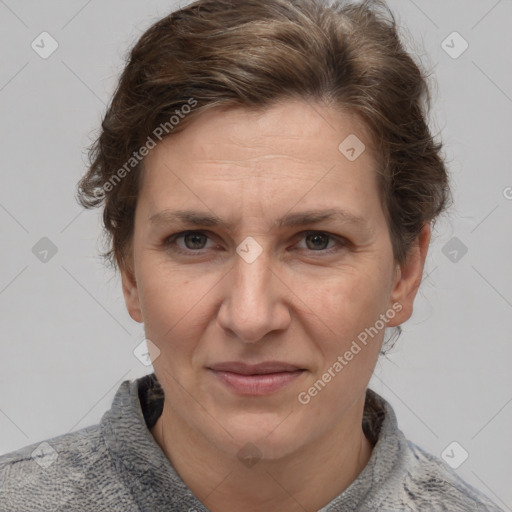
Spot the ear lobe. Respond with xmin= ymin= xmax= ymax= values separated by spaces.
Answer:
xmin=121 ymin=266 xmax=143 ymax=323
xmin=386 ymin=223 xmax=431 ymax=327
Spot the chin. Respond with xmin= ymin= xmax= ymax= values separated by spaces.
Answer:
xmin=206 ymin=411 xmax=309 ymax=462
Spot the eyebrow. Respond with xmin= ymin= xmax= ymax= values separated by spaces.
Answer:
xmin=148 ymin=208 xmax=370 ymax=231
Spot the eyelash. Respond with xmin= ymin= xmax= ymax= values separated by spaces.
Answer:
xmin=162 ymin=230 xmax=347 ymax=257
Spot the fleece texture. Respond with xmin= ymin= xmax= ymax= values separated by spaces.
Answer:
xmin=0 ymin=373 xmax=504 ymax=511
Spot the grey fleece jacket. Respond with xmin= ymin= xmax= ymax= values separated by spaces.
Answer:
xmin=0 ymin=373 xmax=505 ymax=511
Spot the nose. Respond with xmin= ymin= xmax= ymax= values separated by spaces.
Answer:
xmin=216 ymin=242 xmax=291 ymax=344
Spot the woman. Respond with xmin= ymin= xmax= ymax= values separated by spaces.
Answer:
xmin=0 ymin=0 xmax=504 ymax=510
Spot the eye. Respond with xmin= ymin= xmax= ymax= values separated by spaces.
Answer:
xmin=164 ymin=231 xmax=215 ymax=254
xmin=163 ymin=229 xmax=346 ymax=257
xmin=294 ymin=231 xmax=345 ymax=254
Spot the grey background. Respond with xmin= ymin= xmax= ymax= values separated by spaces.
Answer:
xmin=0 ymin=0 xmax=511 ymax=508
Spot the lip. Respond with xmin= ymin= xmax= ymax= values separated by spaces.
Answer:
xmin=207 ymin=361 xmax=306 ymax=396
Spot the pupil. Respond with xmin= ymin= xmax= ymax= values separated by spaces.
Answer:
xmin=308 ymin=233 xmax=327 ymax=250
xmin=186 ymin=233 xmax=205 ymax=249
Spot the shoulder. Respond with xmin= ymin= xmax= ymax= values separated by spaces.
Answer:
xmin=0 ymin=425 xmax=137 ymax=512
xmin=362 ymin=390 xmax=504 ymax=512
xmin=384 ymin=439 xmax=504 ymax=512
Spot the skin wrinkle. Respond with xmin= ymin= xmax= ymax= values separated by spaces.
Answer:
xmin=120 ymin=99 xmax=430 ymax=512
xmin=190 ymin=150 xmax=356 ymax=170
xmin=147 ymin=208 xmax=375 ymax=244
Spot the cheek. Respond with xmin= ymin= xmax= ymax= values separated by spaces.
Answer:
xmin=136 ymin=261 xmax=212 ymax=353
xmin=300 ymin=265 xmax=392 ymax=376
xmin=313 ymin=266 xmax=390 ymax=329
xmin=294 ymin=269 xmax=389 ymax=416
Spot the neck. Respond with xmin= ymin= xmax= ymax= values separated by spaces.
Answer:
xmin=150 ymin=393 xmax=373 ymax=512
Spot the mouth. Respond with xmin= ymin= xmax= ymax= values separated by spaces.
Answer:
xmin=207 ymin=361 xmax=306 ymax=396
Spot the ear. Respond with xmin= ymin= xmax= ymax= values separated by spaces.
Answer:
xmin=386 ymin=223 xmax=431 ymax=327
xmin=120 ymin=263 xmax=143 ymax=323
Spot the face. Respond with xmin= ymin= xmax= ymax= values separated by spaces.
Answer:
xmin=122 ymin=99 xmax=429 ymax=460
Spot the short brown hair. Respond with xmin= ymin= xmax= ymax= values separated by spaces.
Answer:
xmin=77 ymin=0 xmax=451 ymax=273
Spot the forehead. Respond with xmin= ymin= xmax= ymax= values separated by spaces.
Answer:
xmin=139 ymin=99 xmax=383 ymax=223
xmin=150 ymin=100 xmax=376 ymax=166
